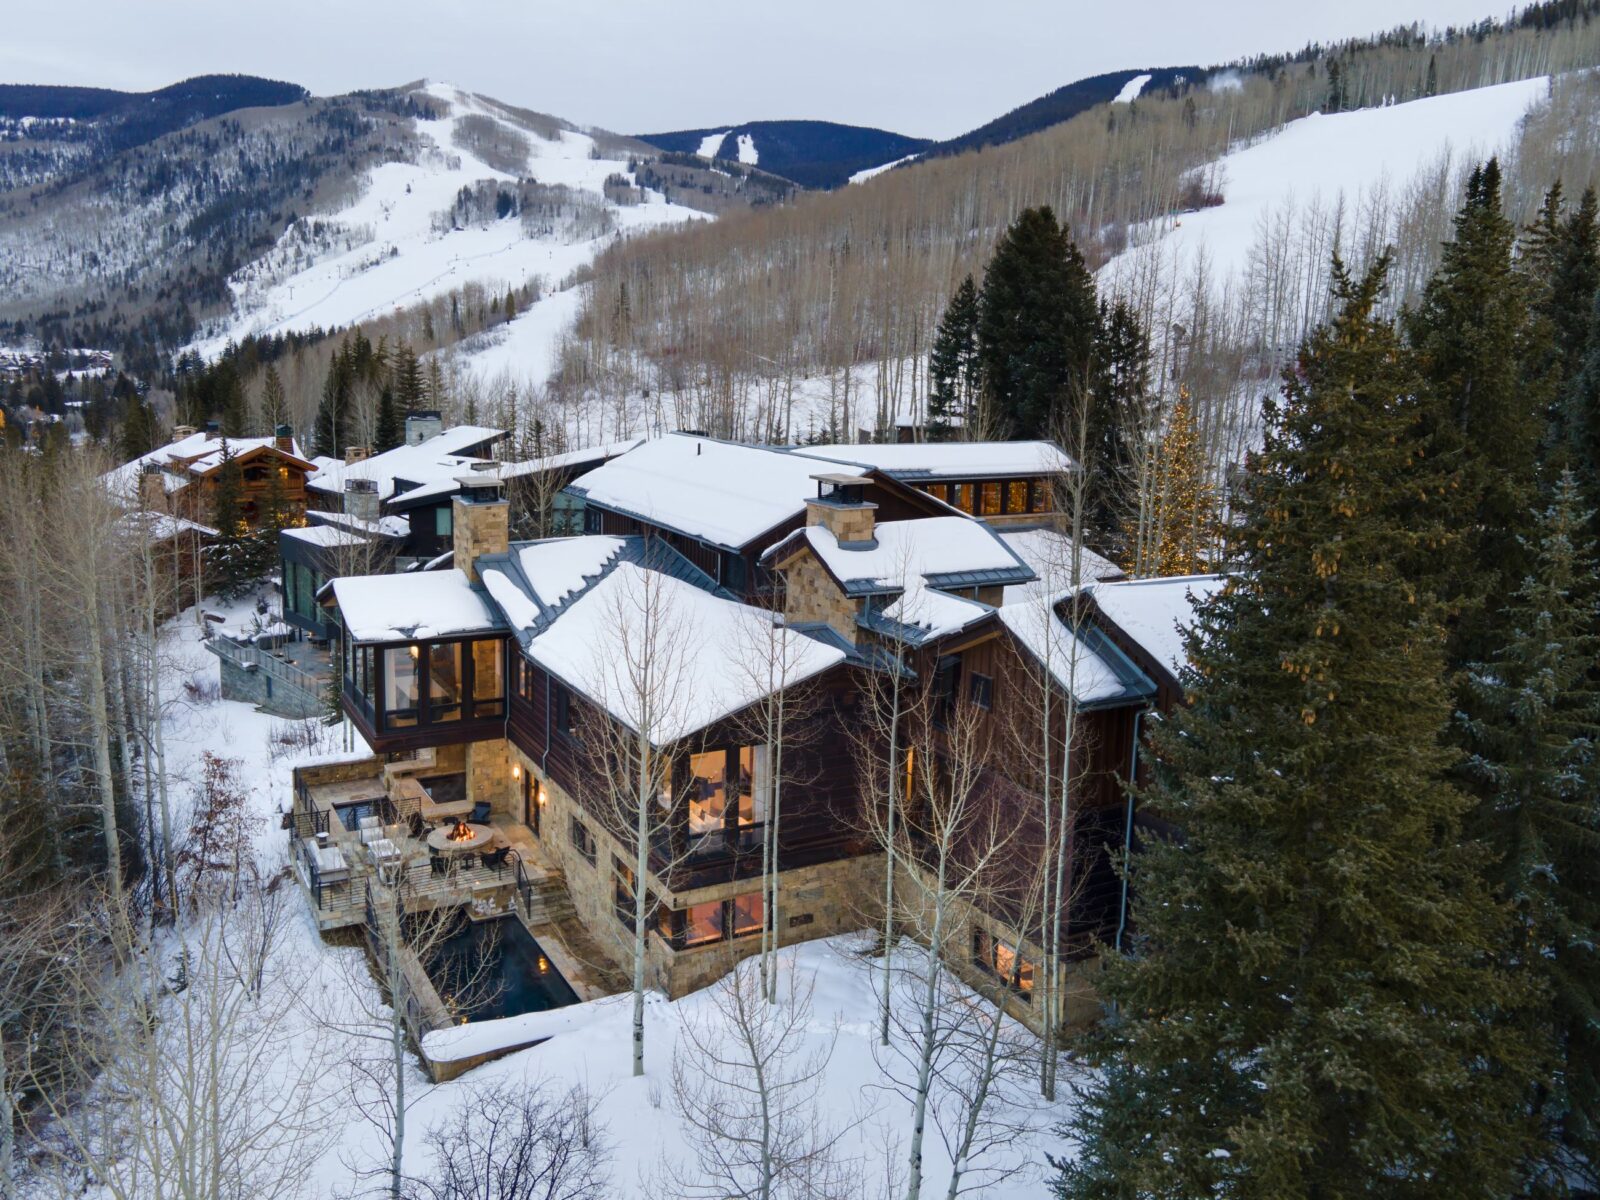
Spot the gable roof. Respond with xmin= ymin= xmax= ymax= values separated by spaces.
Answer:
xmin=1085 ymin=574 xmax=1226 ymax=681
xmin=102 ymin=432 xmax=310 ymax=502
xmin=567 ymin=433 xmax=869 ymax=551
xmin=764 ymin=515 xmax=1033 ymax=644
xmin=306 ymin=426 xmax=507 ymax=503
xmin=522 ymin=561 xmax=846 ymax=744
xmin=997 ymin=528 xmax=1124 ymax=605
xmin=995 ymin=597 xmax=1155 ymax=708
xmin=793 ymin=440 xmax=1073 ymax=480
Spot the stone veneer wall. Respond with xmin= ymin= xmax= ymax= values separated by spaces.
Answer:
xmin=893 ymin=860 xmax=1105 ymax=1035
xmin=466 ymin=739 xmax=514 ymax=815
xmin=451 ymin=495 xmax=509 ymax=583
xmin=777 ymin=549 xmax=861 ymax=641
xmin=804 ymin=497 xmax=876 ymax=543
xmin=511 ymin=743 xmax=882 ymax=998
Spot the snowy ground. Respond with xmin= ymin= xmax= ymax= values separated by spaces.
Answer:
xmin=57 ymin=589 xmax=1078 ymax=1198
xmin=1099 ymin=75 xmax=1549 ymax=300
xmin=189 ymin=84 xmax=708 ymax=360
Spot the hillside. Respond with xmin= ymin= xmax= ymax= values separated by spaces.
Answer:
xmin=919 ymin=66 xmax=1202 ymax=161
xmin=634 ymin=119 xmax=930 ymax=188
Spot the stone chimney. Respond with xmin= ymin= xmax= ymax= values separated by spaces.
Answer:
xmin=804 ymin=473 xmax=877 ymax=546
xmin=452 ymin=466 xmax=509 ymax=584
xmin=274 ymin=423 xmax=295 ymax=455
xmin=343 ymin=478 xmax=379 ymax=524
xmin=345 ymin=445 xmax=372 ymax=464
xmin=171 ymin=424 xmax=197 ymax=443
xmin=405 ymin=410 xmax=443 ymax=446
xmin=138 ymin=462 xmax=168 ymax=512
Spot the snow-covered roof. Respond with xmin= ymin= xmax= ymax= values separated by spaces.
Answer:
xmin=995 ymin=599 xmax=1149 ymax=707
xmin=306 ymin=510 xmax=410 ymax=539
xmin=333 ymin=568 xmax=506 ymax=642
xmin=102 ymin=432 xmax=309 ymax=502
xmin=766 ymin=516 xmax=1030 ymax=642
xmin=785 ymin=516 xmax=1029 ymax=594
xmin=795 ymin=440 xmax=1073 ymax=480
xmin=998 ymin=528 xmax=1123 ymax=606
xmin=524 ymin=561 xmax=845 ymax=743
xmin=306 ymin=426 xmax=506 ymax=503
xmin=568 ymin=433 xmax=868 ymax=550
xmin=488 ymin=438 xmax=646 ymax=481
xmin=1086 ymin=574 xmax=1226 ymax=679
xmin=516 ymin=536 xmax=629 ymax=610
xmin=282 ymin=524 xmax=370 ymax=549
xmin=119 ymin=512 xmax=220 ymax=541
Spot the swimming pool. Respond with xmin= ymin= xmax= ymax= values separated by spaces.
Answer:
xmin=422 ymin=914 xmax=579 ymax=1023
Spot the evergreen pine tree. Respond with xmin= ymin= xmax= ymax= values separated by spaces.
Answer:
xmin=1554 ymin=187 xmax=1600 ymax=393
xmin=375 ymin=387 xmax=402 ymax=453
xmin=206 ymin=445 xmax=251 ymax=599
xmin=119 ymin=397 xmax=160 ymax=460
xmin=976 ymin=206 xmax=1099 ymax=439
xmin=927 ymin=275 xmax=980 ymax=441
xmin=394 ymin=343 xmax=425 ymax=412
xmin=218 ymin=364 xmax=247 ymax=437
xmin=314 ymin=346 xmax=352 ymax=457
xmin=1088 ymin=299 xmax=1153 ymax=557
xmin=1459 ymin=473 xmax=1600 ymax=1195
xmin=1058 ymin=258 xmax=1535 ymax=1200
xmin=1406 ymin=158 xmax=1537 ymax=668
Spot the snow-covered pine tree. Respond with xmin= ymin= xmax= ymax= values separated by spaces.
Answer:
xmin=1056 ymin=257 xmax=1536 ymax=1200
xmin=1460 ymin=472 xmax=1600 ymax=1195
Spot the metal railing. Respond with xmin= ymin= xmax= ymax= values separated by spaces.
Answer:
xmin=208 ymin=631 xmax=327 ymax=697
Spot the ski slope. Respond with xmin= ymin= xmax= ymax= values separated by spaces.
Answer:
xmin=1100 ymin=75 xmax=1549 ymax=297
xmin=190 ymin=84 xmax=706 ymax=358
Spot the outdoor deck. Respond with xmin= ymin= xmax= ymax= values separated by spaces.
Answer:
xmin=288 ymin=756 xmax=626 ymax=1000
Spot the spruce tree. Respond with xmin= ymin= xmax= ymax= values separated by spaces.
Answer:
xmin=1151 ymin=386 xmax=1213 ymax=576
xmin=375 ymin=387 xmax=402 ymax=453
xmin=1088 ymin=299 xmax=1153 ymax=557
xmin=1553 ymin=187 xmax=1600 ymax=390
xmin=1058 ymin=258 xmax=1534 ymax=1200
xmin=314 ymin=346 xmax=352 ymax=457
xmin=1459 ymin=473 xmax=1600 ymax=1194
xmin=927 ymin=275 xmax=980 ymax=441
xmin=976 ymin=206 xmax=1099 ymax=439
xmin=394 ymin=343 xmax=425 ymax=412
xmin=206 ymin=445 xmax=251 ymax=599
xmin=1406 ymin=158 xmax=1537 ymax=668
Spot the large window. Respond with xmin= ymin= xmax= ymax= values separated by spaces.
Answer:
xmin=383 ymin=646 xmax=420 ymax=728
xmin=358 ymin=636 xmax=507 ymax=734
xmin=973 ymin=929 xmax=1035 ymax=1000
xmin=428 ymin=642 xmax=461 ymax=723
xmin=980 ymin=482 xmax=1002 ymax=516
xmin=684 ymin=745 xmax=768 ymax=856
xmin=1007 ymin=480 xmax=1029 ymax=513
xmin=471 ymin=639 xmax=503 ymax=718
xmin=658 ymin=891 xmax=766 ymax=950
xmin=435 ymin=506 xmax=453 ymax=537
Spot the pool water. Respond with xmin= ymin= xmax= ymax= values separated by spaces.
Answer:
xmin=423 ymin=915 xmax=579 ymax=1022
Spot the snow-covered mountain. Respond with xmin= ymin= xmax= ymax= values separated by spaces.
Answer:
xmin=634 ymin=119 xmax=930 ymax=189
xmin=188 ymin=83 xmax=712 ymax=358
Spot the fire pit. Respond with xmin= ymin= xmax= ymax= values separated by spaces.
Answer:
xmin=426 ymin=821 xmax=494 ymax=853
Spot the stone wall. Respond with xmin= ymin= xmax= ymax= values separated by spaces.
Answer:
xmin=805 ymin=497 xmax=877 ymax=543
xmin=216 ymin=653 xmax=325 ymax=719
xmin=893 ymin=860 xmax=1105 ymax=1035
xmin=516 ymin=745 xmax=882 ymax=999
xmin=451 ymin=495 xmax=509 ymax=583
xmin=466 ymin=739 xmax=514 ymax=814
xmin=777 ymin=549 xmax=860 ymax=641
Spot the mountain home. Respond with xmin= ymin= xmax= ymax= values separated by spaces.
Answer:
xmin=104 ymin=424 xmax=314 ymax=531
xmin=290 ymin=433 xmax=1218 ymax=1035
xmin=763 ymin=476 xmax=1160 ymax=1026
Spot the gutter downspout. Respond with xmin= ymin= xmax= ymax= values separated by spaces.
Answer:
xmin=1114 ymin=706 xmax=1143 ymax=954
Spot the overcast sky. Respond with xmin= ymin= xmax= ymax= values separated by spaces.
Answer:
xmin=4 ymin=1 xmax=1511 ymax=140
